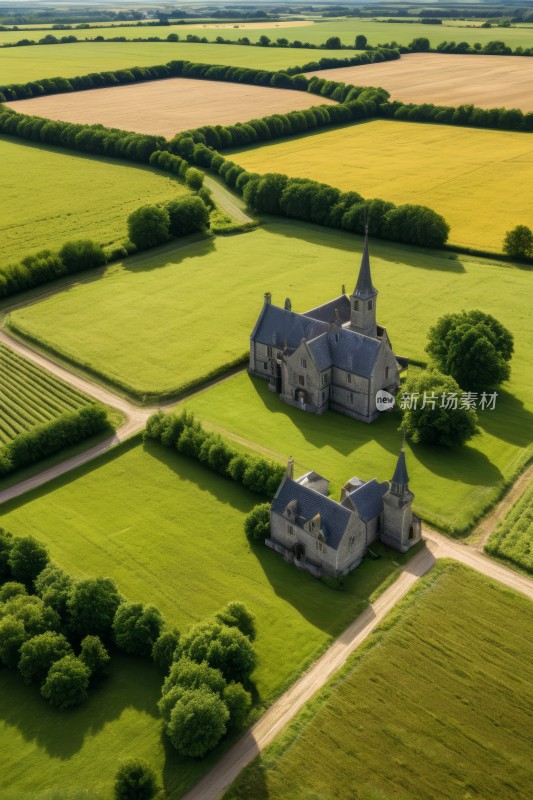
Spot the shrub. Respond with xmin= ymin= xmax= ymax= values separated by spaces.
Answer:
xmin=114 ymin=759 xmax=159 ymax=800
xmin=165 ymin=195 xmax=210 ymax=237
xmin=67 ymin=577 xmax=122 ymax=639
xmin=244 ymin=504 xmax=271 ymax=543
xmin=79 ymin=635 xmax=110 ymax=682
xmin=113 ymin=602 xmax=163 ymax=656
xmin=18 ymin=631 xmax=73 ymax=684
xmin=8 ymin=536 xmax=49 ymax=589
xmin=215 ymin=602 xmax=256 ymax=641
xmin=185 ymin=167 xmax=204 ymax=190
xmin=382 ymin=204 xmax=450 ymax=247
xmin=165 ymin=688 xmax=229 ymax=757
xmin=58 ymin=239 xmax=106 ymax=273
xmin=127 ymin=205 xmax=170 ymax=250
xmin=152 ymin=629 xmax=180 ymax=671
xmin=41 ymin=655 xmax=90 ymax=709
xmin=223 ymin=681 xmax=252 ymax=729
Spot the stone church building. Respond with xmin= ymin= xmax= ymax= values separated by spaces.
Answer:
xmin=267 ymin=449 xmax=421 ymax=578
xmin=249 ymin=230 xmax=407 ymax=423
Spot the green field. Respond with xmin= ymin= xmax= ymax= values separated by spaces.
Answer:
xmin=0 ymin=137 xmax=189 ymax=264
xmin=0 ymin=437 xmax=416 ymax=798
xmin=0 ymin=41 xmax=360 ymax=84
xmin=1 ymin=18 xmax=529 ymax=48
xmin=224 ymin=561 xmax=533 ymax=800
xmin=486 ymin=481 xmax=533 ymax=572
xmin=230 ymin=119 xmax=533 ymax=251
xmin=0 ymin=343 xmax=94 ymax=444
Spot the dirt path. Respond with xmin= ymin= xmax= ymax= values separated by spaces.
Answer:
xmin=204 ymin=175 xmax=254 ymax=224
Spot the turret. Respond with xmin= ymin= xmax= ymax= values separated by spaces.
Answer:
xmin=380 ymin=448 xmax=421 ymax=552
xmin=349 ymin=226 xmax=378 ymax=338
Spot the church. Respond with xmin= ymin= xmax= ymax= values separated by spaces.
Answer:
xmin=267 ymin=449 xmax=421 ymax=579
xmin=249 ymin=229 xmax=407 ymax=423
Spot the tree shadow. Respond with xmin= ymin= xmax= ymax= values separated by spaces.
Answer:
xmin=476 ymin=388 xmax=533 ymax=447
xmin=121 ymin=234 xmax=216 ymax=274
xmin=412 ymin=439 xmax=503 ymax=487
xmin=0 ymin=653 xmax=161 ymax=760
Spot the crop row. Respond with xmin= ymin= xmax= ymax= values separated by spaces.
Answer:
xmin=485 ymin=482 xmax=533 ymax=573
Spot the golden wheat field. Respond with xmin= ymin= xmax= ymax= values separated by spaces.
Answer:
xmin=232 ymin=119 xmax=533 ymax=251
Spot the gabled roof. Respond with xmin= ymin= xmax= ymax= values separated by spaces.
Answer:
xmin=306 ymin=332 xmax=333 ymax=371
xmin=347 ymin=479 xmax=388 ymax=523
xmin=272 ymin=478 xmax=352 ymax=550
xmin=303 ymin=295 xmax=351 ymax=325
xmin=251 ymin=303 xmax=328 ymax=350
xmin=328 ymin=327 xmax=381 ymax=377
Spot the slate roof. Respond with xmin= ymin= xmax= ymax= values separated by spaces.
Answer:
xmin=303 ymin=295 xmax=351 ymax=325
xmin=391 ymin=449 xmax=409 ymax=485
xmin=251 ymin=304 xmax=328 ymax=350
xmin=327 ymin=326 xmax=381 ymax=377
xmin=272 ymin=478 xmax=352 ymax=550
xmin=347 ymin=479 xmax=388 ymax=523
xmin=306 ymin=333 xmax=333 ymax=371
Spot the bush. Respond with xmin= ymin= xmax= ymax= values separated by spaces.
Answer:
xmin=185 ymin=167 xmax=204 ymax=190
xmin=382 ymin=204 xmax=450 ymax=247
xmin=127 ymin=205 xmax=170 ymax=250
xmin=58 ymin=239 xmax=106 ymax=273
xmin=400 ymin=370 xmax=479 ymax=447
xmin=215 ymin=601 xmax=256 ymax=641
xmin=8 ymin=536 xmax=49 ymax=589
xmin=165 ymin=688 xmax=229 ymax=757
xmin=18 ymin=631 xmax=73 ymax=684
xmin=503 ymin=225 xmax=533 ymax=258
xmin=152 ymin=629 xmax=180 ymax=671
xmin=165 ymin=195 xmax=210 ymax=237
xmin=426 ymin=310 xmax=514 ymax=391
xmin=113 ymin=602 xmax=163 ymax=656
xmin=41 ymin=655 xmax=90 ymax=709
xmin=79 ymin=635 xmax=110 ymax=682
xmin=244 ymin=504 xmax=271 ymax=545
xmin=67 ymin=577 xmax=122 ymax=639
xmin=114 ymin=758 xmax=159 ymax=800
xmin=223 ymin=681 xmax=252 ymax=729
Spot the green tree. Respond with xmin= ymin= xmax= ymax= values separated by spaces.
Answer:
xmin=79 ymin=635 xmax=110 ymax=682
xmin=410 ymin=37 xmax=431 ymax=51
xmin=152 ymin=629 xmax=180 ymax=671
xmin=113 ymin=602 xmax=163 ymax=656
xmin=67 ymin=577 xmax=122 ymax=639
xmin=0 ymin=528 xmax=14 ymax=580
xmin=426 ymin=310 xmax=514 ymax=391
xmin=258 ymin=35 xmax=271 ymax=46
xmin=355 ymin=34 xmax=367 ymax=48
xmin=223 ymin=681 xmax=252 ymax=730
xmin=244 ymin=503 xmax=271 ymax=543
xmin=185 ymin=167 xmax=204 ymax=191
xmin=165 ymin=195 xmax=209 ymax=237
xmin=503 ymin=225 xmax=533 ymax=258
xmin=0 ymin=594 xmax=60 ymax=637
xmin=179 ymin=622 xmax=257 ymax=683
xmin=18 ymin=631 xmax=73 ymax=684
xmin=59 ymin=239 xmax=106 ymax=273
xmin=165 ymin=688 xmax=229 ymax=757
xmin=114 ymin=758 xmax=159 ymax=800
xmin=0 ymin=615 xmax=28 ymax=668
xmin=0 ymin=581 xmax=26 ymax=603
xmin=400 ymin=370 xmax=479 ymax=447
xmin=325 ymin=36 xmax=342 ymax=48
xmin=8 ymin=536 xmax=49 ymax=589
xmin=34 ymin=564 xmax=74 ymax=622
xmin=215 ymin=601 xmax=256 ymax=641
xmin=41 ymin=655 xmax=90 ymax=709
xmin=162 ymin=657 xmax=226 ymax=698
xmin=127 ymin=205 xmax=170 ymax=250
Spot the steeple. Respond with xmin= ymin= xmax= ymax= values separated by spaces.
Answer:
xmin=390 ymin=447 xmax=409 ymax=494
xmin=349 ymin=226 xmax=378 ymax=337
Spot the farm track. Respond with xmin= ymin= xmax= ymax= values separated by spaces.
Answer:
xmin=204 ymin=175 xmax=254 ymax=224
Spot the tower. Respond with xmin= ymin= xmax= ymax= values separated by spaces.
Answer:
xmin=349 ymin=226 xmax=378 ymax=338
xmin=381 ymin=448 xmax=421 ymax=552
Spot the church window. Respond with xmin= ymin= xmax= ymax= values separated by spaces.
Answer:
xmin=287 ymin=524 xmax=294 ymax=536
xmin=354 ymin=300 xmax=359 ymax=311
xmin=267 ymin=346 xmax=273 ymax=357
xmin=349 ymin=535 xmax=355 ymax=547
xmin=347 ymin=392 xmax=354 ymax=405
xmin=299 ymin=375 xmax=305 ymax=386
xmin=322 ymin=373 xmax=328 ymax=385
xmin=300 ymin=357 xmax=307 ymax=368
xmin=368 ymin=299 xmax=373 ymax=310
xmin=346 ymin=373 xmax=352 ymax=384
xmin=263 ymin=362 xmax=268 ymax=370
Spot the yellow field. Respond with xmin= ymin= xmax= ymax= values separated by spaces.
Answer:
xmin=232 ymin=119 xmax=533 ymax=252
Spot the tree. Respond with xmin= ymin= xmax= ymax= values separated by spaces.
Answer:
xmin=0 ymin=615 xmax=28 ymax=668
xmin=325 ymin=36 xmax=342 ymax=49
xmin=113 ymin=602 xmax=163 ymax=656
xmin=503 ymin=225 xmax=533 ymax=259
xmin=79 ymin=635 xmax=110 ymax=682
xmin=127 ymin=205 xmax=170 ymax=250
xmin=0 ymin=594 xmax=60 ymax=637
xmin=244 ymin=504 xmax=271 ymax=543
xmin=152 ymin=629 xmax=180 ymax=671
xmin=355 ymin=34 xmax=367 ymax=49
xmin=426 ymin=310 xmax=514 ymax=391
xmin=382 ymin=204 xmax=449 ymax=247
xmin=165 ymin=688 xmax=229 ymax=757
xmin=215 ymin=601 xmax=256 ymax=641
xmin=400 ymin=370 xmax=479 ymax=447
xmin=165 ymin=195 xmax=209 ymax=237
xmin=114 ymin=758 xmax=159 ymax=800
xmin=8 ymin=535 xmax=49 ymax=589
xmin=67 ymin=577 xmax=122 ymax=639
xmin=59 ymin=239 xmax=106 ymax=273
xmin=179 ymin=622 xmax=257 ymax=683
xmin=18 ymin=631 xmax=73 ymax=684
xmin=0 ymin=581 xmax=26 ymax=603
xmin=0 ymin=528 xmax=14 ymax=579
xmin=162 ymin=657 xmax=226 ymax=698
xmin=34 ymin=564 xmax=74 ymax=622
xmin=185 ymin=167 xmax=204 ymax=191
xmin=223 ymin=681 xmax=252 ymax=730
xmin=41 ymin=656 xmax=90 ymax=709
xmin=258 ymin=35 xmax=271 ymax=46
xmin=409 ymin=37 xmax=431 ymax=51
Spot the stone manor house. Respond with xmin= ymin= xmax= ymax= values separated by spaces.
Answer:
xmin=249 ymin=230 xmax=407 ymax=423
xmin=267 ymin=450 xmax=421 ymax=578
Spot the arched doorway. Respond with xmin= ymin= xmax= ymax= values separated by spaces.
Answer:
xmin=293 ymin=543 xmax=306 ymax=562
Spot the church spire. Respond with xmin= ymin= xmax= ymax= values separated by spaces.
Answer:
xmin=390 ymin=446 xmax=409 ymax=494
xmin=353 ymin=225 xmax=377 ymax=300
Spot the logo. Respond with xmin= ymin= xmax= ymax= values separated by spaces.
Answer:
xmin=376 ymin=390 xmax=396 ymax=412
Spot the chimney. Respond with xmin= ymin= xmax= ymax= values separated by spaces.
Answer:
xmin=264 ymin=292 xmax=272 ymax=305
xmin=284 ymin=297 xmax=292 ymax=311
xmin=286 ymin=456 xmax=294 ymax=480
xmin=342 ymin=284 xmax=346 ymax=295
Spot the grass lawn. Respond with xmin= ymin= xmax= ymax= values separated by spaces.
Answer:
xmin=0 ymin=41 xmax=360 ymax=84
xmin=485 ymin=481 xmax=533 ymax=573
xmin=224 ymin=561 xmax=533 ymax=800
xmin=0 ymin=343 xmax=94 ymax=444
xmin=0 ymin=438 xmax=417 ymax=798
xmin=230 ymin=119 xmax=533 ymax=251
xmin=0 ymin=137 xmax=189 ymax=264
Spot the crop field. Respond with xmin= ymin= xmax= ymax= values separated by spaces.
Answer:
xmin=0 ymin=41 xmax=361 ymax=84
xmin=231 ymin=120 xmax=533 ymax=251
xmin=224 ymin=562 xmax=533 ymax=800
xmin=7 ymin=77 xmax=335 ymax=139
xmin=0 ymin=137 xmax=189 ymax=264
xmin=485 ymin=481 xmax=533 ymax=572
xmin=6 ymin=221 xmax=532 ymax=534
xmin=0 ymin=344 xmax=93 ymax=444
xmin=0 ymin=438 xmax=415 ymax=798
xmin=308 ymin=53 xmax=533 ymax=111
